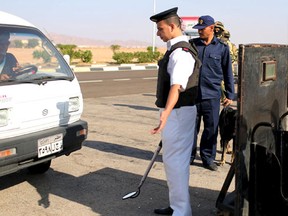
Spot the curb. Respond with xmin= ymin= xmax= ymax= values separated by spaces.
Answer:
xmin=72 ymin=64 xmax=158 ymax=72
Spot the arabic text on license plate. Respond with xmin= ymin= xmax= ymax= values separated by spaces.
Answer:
xmin=38 ymin=133 xmax=63 ymax=158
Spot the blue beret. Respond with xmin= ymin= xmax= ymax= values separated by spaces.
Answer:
xmin=150 ymin=7 xmax=178 ymax=23
xmin=193 ymin=15 xmax=215 ymax=29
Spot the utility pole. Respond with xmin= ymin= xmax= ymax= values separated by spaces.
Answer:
xmin=152 ymin=0 xmax=156 ymax=53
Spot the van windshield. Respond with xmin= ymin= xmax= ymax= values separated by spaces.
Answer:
xmin=0 ymin=27 xmax=74 ymax=84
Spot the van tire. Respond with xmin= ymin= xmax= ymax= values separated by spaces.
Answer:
xmin=28 ymin=160 xmax=51 ymax=174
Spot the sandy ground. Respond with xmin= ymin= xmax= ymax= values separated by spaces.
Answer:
xmin=0 ymin=94 xmax=235 ymax=216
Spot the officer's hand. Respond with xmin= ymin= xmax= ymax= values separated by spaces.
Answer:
xmin=151 ymin=110 xmax=168 ymax=134
xmin=151 ymin=119 xmax=166 ymax=134
xmin=222 ymin=98 xmax=233 ymax=107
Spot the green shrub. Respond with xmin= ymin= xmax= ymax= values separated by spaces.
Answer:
xmin=10 ymin=40 xmax=24 ymax=48
xmin=27 ymin=39 xmax=39 ymax=48
xmin=112 ymin=52 xmax=134 ymax=64
xmin=57 ymin=44 xmax=77 ymax=61
xmin=80 ymin=50 xmax=93 ymax=63
xmin=112 ymin=46 xmax=163 ymax=64
xmin=110 ymin=44 xmax=121 ymax=53
xmin=33 ymin=50 xmax=51 ymax=63
xmin=56 ymin=44 xmax=93 ymax=63
xmin=134 ymin=52 xmax=152 ymax=63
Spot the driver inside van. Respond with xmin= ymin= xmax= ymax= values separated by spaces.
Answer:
xmin=0 ymin=31 xmax=20 ymax=81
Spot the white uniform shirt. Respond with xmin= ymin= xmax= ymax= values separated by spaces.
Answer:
xmin=167 ymin=35 xmax=195 ymax=91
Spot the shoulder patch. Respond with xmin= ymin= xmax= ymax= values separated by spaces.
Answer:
xmin=182 ymin=47 xmax=190 ymax=52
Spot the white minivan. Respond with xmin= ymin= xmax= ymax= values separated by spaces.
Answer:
xmin=0 ymin=11 xmax=88 ymax=177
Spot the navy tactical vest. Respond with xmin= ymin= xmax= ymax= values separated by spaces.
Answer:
xmin=155 ymin=41 xmax=201 ymax=108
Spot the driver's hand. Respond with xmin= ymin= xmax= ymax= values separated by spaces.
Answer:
xmin=13 ymin=63 xmax=21 ymax=74
xmin=0 ymin=74 xmax=10 ymax=80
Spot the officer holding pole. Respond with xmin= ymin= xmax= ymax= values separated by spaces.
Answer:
xmin=150 ymin=7 xmax=198 ymax=216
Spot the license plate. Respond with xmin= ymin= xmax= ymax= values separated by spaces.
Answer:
xmin=38 ymin=133 xmax=63 ymax=158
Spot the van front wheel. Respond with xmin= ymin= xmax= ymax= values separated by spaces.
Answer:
xmin=28 ymin=160 xmax=51 ymax=174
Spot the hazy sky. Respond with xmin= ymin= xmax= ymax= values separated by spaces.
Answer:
xmin=1 ymin=0 xmax=287 ymax=47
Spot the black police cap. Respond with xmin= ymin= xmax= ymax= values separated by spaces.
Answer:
xmin=150 ymin=7 xmax=178 ymax=23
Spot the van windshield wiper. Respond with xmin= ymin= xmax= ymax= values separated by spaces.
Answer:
xmin=1 ymin=75 xmax=73 ymax=85
xmin=33 ymin=75 xmax=72 ymax=81
xmin=32 ymin=76 xmax=73 ymax=85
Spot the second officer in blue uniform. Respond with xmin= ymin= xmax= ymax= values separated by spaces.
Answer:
xmin=190 ymin=15 xmax=235 ymax=171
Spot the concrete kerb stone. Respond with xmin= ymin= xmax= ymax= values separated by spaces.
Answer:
xmin=131 ymin=65 xmax=146 ymax=70
xmin=102 ymin=66 xmax=120 ymax=71
xmin=72 ymin=63 xmax=158 ymax=72
xmin=145 ymin=64 xmax=158 ymax=70
xmin=71 ymin=66 xmax=91 ymax=72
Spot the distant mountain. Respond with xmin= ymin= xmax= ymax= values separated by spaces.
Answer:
xmin=47 ymin=33 xmax=152 ymax=48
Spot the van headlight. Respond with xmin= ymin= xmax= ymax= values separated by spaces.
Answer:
xmin=68 ymin=97 xmax=80 ymax=113
xmin=0 ymin=109 xmax=9 ymax=127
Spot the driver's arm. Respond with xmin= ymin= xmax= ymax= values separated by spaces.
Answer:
xmin=0 ymin=73 xmax=10 ymax=80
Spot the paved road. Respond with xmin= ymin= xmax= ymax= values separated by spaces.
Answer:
xmin=0 ymin=73 xmax=235 ymax=216
xmin=75 ymin=70 xmax=157 ymax=98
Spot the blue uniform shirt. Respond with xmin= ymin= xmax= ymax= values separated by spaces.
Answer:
xmin=193 ymin=36 xmax=235 ymax=100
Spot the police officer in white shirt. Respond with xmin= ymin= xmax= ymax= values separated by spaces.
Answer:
xmin=150 ymin=7 xmax=198 ymax=216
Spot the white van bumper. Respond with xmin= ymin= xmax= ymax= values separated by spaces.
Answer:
xmin=0 ymin=120 xmax=88 ymax=177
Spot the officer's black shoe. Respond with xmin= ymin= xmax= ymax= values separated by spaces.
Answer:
xmin=190 ymin=158 xmax=195 ymax=165
xmin=154 ymin=206 xmax=173 ymax=215
xmin=190 ymin=156 xmax=195 ymax=165
xmin=203 ymin=163 xmax=218 ymax=171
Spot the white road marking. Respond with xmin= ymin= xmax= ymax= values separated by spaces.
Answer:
xmin=143 ymin=77 xmax=157 ymax=80
xmin=79 ymin=80 xmax=103 ymax=83
xmin=113 ymin=78 xmax=131 ymax=81
xmin=79 ymin=77 xmax=157 ymax=83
